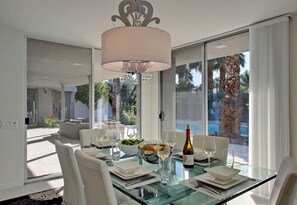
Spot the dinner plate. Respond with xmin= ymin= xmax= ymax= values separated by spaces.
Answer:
xmin=207 ymin=176 xmax=236 ymax=185
xmin=195 ymin=173 xmax=249 ymax=189
xmin=93 ymin=140 xmax=114 ymax=148
xmin=109 ymin=166 xmax=152 ymax=180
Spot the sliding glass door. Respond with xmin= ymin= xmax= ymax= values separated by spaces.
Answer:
xmin=161 ymin=32 xmax=249 ymax=163
xmin=161 ymin=44 xmax=204 ymax=133
xmin=27 ymin=38 xmax=92 ymax=179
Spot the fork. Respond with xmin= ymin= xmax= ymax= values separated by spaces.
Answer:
xmin=190 ymin=179 xmax=222 ymax=195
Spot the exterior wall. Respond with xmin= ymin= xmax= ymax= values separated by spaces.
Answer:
xmin=38 ymin=88 xmax=53 ymax=123
xmin=0 ymin=25 xmax=25 ymax=190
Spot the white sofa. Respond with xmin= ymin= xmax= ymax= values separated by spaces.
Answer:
xmin=59 ymin=120 xmax=89 ymax=139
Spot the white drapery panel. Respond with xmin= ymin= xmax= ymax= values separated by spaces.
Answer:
xmin=249 ymin=16 xmax=290 ymax=195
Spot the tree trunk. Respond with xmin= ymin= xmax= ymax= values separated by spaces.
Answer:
xmin=111 ymin=78 xmax=121 ymax=120
xmin=219 ymin=54 xmax=243 ymax=141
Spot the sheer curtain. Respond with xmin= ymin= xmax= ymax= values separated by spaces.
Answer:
xmin=249 ymin=16 xmax=290 ymax=195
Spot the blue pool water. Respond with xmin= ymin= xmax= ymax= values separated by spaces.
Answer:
xmin=176 ymin=120 xmax=248 ymax=137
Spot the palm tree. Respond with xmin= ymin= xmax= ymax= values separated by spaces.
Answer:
xmin=240 ymin=70 xmax=249 ymax=93
xmin=219 ymin=53 xmax=245 ymax=139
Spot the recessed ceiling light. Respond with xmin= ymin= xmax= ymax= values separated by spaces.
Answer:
xmin=42 ymin=77 xmax=49 ymax=80
xmin=214 ymin=44 xmax=228 ymax=49
xmin=72 ymin=63 xmax=83 ymax=66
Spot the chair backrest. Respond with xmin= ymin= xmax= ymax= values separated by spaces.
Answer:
xmin=162 ymin=130 xmax=186 ymax=151
xmin=54 ymin=140 xmax=86 ymax=205
xmin=269 ymin=156 xmax=297 ymax=205
xmin=79 ymin=128 xmax=105 ymax=147
xmin=75 ymin=150 xmax=118 ymax=205
xmin=192 ymin=135 xmax=229 ymax=160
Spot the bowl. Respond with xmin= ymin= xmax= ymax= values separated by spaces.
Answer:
xmin=138 ymin=143 xmax=171 ymax=164
xmin=113 ymin=160 xmax=141 ymax=175
xmin=205 ymin=165 xmax=240 ymax=181
xmin=119 ymin=144 xmax=139 ymax=155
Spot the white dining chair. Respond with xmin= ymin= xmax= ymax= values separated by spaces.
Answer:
xmin=75 ymin=150 xmax=140 ymax=205
xmin=192 ymin=135 xmax=229 ymax=161
xmin=269 ymin=156 xmax=297 ymax=205
xmin=79 ymin=128 xmax=105 ymax=147
xmin=54 ymin=140 xmax=86 ymax=205
xmin=162 ymin=130 xmax=186 ymax=151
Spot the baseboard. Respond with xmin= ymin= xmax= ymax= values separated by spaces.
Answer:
xmin=0 ymin=181 xmax=24 ymax=191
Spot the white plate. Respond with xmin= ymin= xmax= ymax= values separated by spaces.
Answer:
xmin=94 ymin=140 xmax=114 ymax=148
xmin=109 ymin=166 xmax=152 ymax=180
xmin=95 ymin=152 xmax=107 ymax=158
xmin=207 ymin=176 xmax=236 ymax=185
xmin=195 ymin=173 xmax=249 ymax=189
xmin=113 ymin=160 xmax=141 ymax=175
xmin=205 ymin=166 xmax=240 ymax=181
xmin=81 ymin=147 xmax=108 ymax=158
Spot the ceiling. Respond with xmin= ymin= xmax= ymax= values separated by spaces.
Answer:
xmin=0 ymin=0 xmax=296 ymax=48
xmin=1 ymin=0 xmax=297 ymax=89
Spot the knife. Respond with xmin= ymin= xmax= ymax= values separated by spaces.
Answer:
xmin=125 ymin=175 xmax=156 ymax=187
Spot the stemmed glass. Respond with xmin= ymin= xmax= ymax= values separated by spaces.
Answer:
xmin=203 ymin=138 xmax=216 ymax=167
xmin=127 ymin=127 xmax=136 ymax=139
xmin=164 ymin=132 xmax=177 ymax=149
xmin=96 ymin=129 xmax=108 ymax=149
xmin=157 ymin=144 xmax=171 ymax=183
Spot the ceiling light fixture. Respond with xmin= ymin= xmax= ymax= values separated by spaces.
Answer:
xmin=214 ymin=44 xmax=228 ymax=49
xmin=101 ymin=0 xmax=171 ymax=73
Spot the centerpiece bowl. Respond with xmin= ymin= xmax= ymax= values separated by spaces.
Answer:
xmin=120 ymin=139 xmax=143 ymax=155
xmin=138 ymin=143 xmax=171 ymax=164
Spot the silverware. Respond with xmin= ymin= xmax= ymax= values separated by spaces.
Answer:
xmin=191 ymin=179 xmax=221 ymax=195
xmin=125 ymin=175 xmax=156 ymax=187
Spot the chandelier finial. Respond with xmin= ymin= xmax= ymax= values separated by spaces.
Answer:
xmin=111 ymin=0 xmax=160 ymax=27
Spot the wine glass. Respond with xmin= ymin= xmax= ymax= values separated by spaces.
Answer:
xmin=203 ymin=138 xmax=216 ymax=167
xmin=164 ymin=132 xmax=177 ymax=149
xmin=157 ymin=144 xmax=171 ymax=183
xmin=96 ymin=129 xmax=108 ymax=149
xmin=127 ymin=127 xmax=135 ymax=139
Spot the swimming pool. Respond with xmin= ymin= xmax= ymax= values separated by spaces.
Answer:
xmin=176 ymin=120 xmax=248 ymax=137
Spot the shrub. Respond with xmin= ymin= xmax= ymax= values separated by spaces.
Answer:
xmin=43 ymin=117 xmax=59 ymax=128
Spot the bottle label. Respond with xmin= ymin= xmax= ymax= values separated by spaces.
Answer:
xmin=183 ymin=154 xmax=194 ymax=165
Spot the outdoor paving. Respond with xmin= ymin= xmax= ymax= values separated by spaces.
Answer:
xmin=27 ymin=127 xmax=81 ymax=179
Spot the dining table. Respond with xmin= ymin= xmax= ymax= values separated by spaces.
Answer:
xmin=99 ymin=148 xmax=277 ymax=205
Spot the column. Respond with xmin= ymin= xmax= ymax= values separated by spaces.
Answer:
xmin=60 ymin=83 xmax=65 ymax=121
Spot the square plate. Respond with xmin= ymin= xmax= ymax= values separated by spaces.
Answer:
xmin=81 ymin=147 xmax=108 ymax=158
xmin=113 ymin=160 xmax=141 ymax=175
xmin=195 ymin=173 xmax=249 ymax=189
xmin=205 ymin=166 xmax=240 ymax=181
xmin=109 ymin=166 xmax=151 ymax=180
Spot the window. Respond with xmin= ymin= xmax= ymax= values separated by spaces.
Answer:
xmin=161 ymin=32 xmax=249 ymax=163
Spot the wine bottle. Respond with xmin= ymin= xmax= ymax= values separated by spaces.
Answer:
xmin=183 ymin=124 xmax=194 ymax=168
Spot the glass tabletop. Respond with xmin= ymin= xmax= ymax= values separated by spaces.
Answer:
xmin=104 ymin=149 xmax=276 ymax=205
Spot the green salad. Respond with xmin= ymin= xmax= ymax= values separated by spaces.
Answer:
xmin=121 ymin=139 xmax=144 ymax=145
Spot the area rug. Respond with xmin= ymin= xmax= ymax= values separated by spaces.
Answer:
xmin=0 ymin=187 xmax=63 ymax=205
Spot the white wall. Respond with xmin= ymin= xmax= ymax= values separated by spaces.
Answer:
xmin=0 ymin=25 xmax=25 ymax=190
xmin=38 ymin=87 xmax=52 ymax=122
xmin=290 ymin=13 xmax=297 ymax=161
xmin=141 ymin=73 xmax=160 ymax=141
xmin=74 ymin=101 xmax=89 ymax=119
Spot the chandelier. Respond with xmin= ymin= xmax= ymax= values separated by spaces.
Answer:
xmin=101 ymin=0 xmax=171 ymax=73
